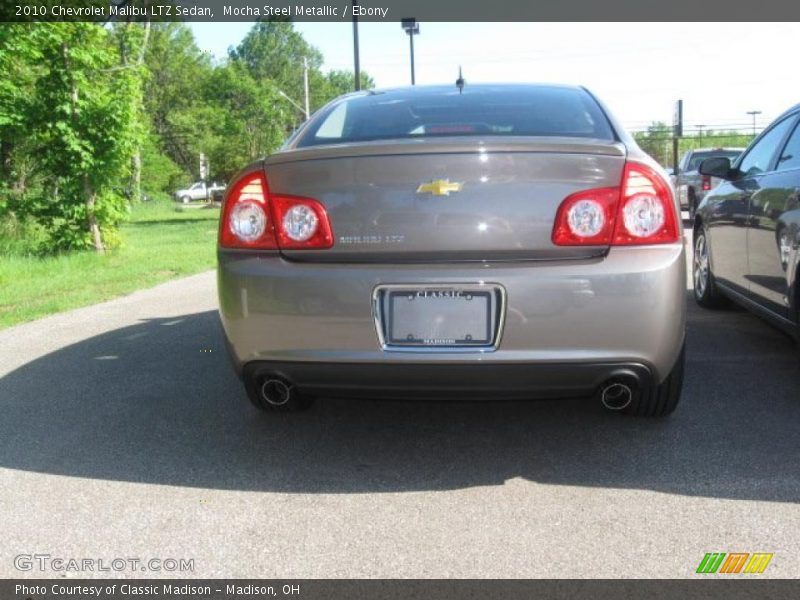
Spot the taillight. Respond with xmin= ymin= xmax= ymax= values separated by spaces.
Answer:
xmin=551 ymin=187 xmax=619 ymax=246
xmin=612 ymin=162 xmax=679 ymax=245
xmin=219 ymin=172 xmax=277 ymax=249
xmin=702 ymin=175 xmax=711 ymax=191
xmin=271 ymin=195 xmax=334 ymax=249
xmin=219 ymin=171 xmax=333 ymax=250
xmin=552 ymin=161 xmax=678 ymax=246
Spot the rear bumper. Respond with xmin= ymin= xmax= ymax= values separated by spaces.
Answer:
xmin=218 ymin=243 xmax=686 ymax=386
xmin=242 ymin=360 xmax=655 ymax=400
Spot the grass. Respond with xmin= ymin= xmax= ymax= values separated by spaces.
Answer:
xmin=0 ymin=201 xmax=220 ymax=329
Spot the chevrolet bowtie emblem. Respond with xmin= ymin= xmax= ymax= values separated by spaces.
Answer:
xmin=416 ymin=179 xmax=463 ymax=196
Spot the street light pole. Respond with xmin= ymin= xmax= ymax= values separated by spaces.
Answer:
xmin=352 ymin=0 xmax=361 ymax=91
xmin=401 ymin=18 xmax=420 ymax=85
xmin=278 ymin=90 xmax=308 ymax=121
xmin=746 ymin=110 xmax=762 ymax=136
xmin=409 ymin=32 xmax=415 ymax=85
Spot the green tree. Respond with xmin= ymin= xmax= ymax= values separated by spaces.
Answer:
xmin=6 ymin=23 xmax=142 ymax=252
xmin=112 ymin=21 xmax=151 ymax=203
xmin=633 ymin=122 xmax=674 ymax=166
xmin=230 ymin=21 xmax=325 ymax=109
xmin=204 ymin=63 xmax=288 ymax=181
xmin=0 ymin=24 xmax=42 ymax=194
xmin=142 ymin=23 xmax=213 ymax=183
xmin=323 ymin=69 xmax=375 ymax=98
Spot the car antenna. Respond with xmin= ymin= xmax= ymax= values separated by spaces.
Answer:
xmin=456 ymin=66 xmax=465 ymax=94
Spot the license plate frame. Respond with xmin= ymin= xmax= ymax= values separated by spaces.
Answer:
xmin=373 ymin=284 xmax=505 ymax=352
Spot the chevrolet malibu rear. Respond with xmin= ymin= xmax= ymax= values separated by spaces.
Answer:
xmin=218 ymin=84 xmax=686 ymax=416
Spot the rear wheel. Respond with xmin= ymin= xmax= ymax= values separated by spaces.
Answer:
xmin=622 ymin=343 xmax=685 ymax=417
xmin=693 ymin=226 xmax=727 ymax=308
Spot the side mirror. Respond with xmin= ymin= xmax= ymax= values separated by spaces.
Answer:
xmin=699 ymin=157 xmax=734 ymax=180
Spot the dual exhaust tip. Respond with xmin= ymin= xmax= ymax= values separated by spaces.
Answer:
xmin=260 ymin=378 xmax=294 ymax=407
xmin=599 ymin=371 xmax=639 ymax=411
xmin=600 ymin=382 xmax=634 ymax=411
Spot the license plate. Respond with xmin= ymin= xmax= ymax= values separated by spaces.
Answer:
xmin=380 ymin=287 xmax=498 ymax=348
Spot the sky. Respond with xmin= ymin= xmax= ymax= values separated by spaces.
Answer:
xmin=189 ymin=22 xmax=799 ymax=134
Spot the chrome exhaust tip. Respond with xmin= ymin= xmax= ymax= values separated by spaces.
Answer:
xmin=260 ymin=378 xmax=293 ymax=407
xmin=600 ymin=382 xmax=634 ymax=411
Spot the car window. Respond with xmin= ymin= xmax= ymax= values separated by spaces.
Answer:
xmin=777 ymin=118 xmax=800 ymax=171
xmin=738 ymin=117 xmax=795 ymax=177
xmin=687 ymin=151 xmax=741 ymax=171
xmin=316 ymin=102 xmax=347 ymax=139
xmin=297 ymin=86 xmax=615 ymax=147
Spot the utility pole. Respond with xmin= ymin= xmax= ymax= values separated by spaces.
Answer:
xmin=303 ymin=57 xmax=310 ymax=120
xmin=352 ymin=0 xmax=361 ymax=90
xmin=746 ymin=110 xmax=762 ymax=136
xmin=697 ymin=124 xmax=705 ymax=138
xmin=673 ymin=99 xmax=683 ymax=173
xmin=401 ymin=19 xmax=420 ymax=85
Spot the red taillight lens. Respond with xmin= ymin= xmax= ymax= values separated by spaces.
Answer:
xmin=612 ymin=162 xmax=679 ymax=246
xmin=219 ymin=172 xmax=277 ymax=249
xmin=702 ymin=175 xmax=711 ymax=191
xmin=219 ymin=171 xmax=333 ymax=250
xmin=271 ymin=195 xmax=334 ymax=249
xmin=552 ymin=161 xmax=678 ymax=247
xmin=551 ymin=187 xmax=619 ymax=246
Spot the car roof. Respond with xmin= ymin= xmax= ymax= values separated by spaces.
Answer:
xmin=774 ymin=103 xmax=800 ymax=121
xmin=689 ymin=148 xmax=745 ymax=153
xmin=341 ymin=82 xmax=588 ymax=101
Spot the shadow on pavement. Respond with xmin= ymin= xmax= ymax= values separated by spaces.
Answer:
xmin=1 ymin=295 xmax=798 ymax=500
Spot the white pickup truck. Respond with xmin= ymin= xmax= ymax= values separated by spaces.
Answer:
xmin=174 ymin=181 xmax=226 ymax=204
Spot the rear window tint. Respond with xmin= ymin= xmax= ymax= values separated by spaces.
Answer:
xmin=296 ymin=86 xmax=615 ymax=147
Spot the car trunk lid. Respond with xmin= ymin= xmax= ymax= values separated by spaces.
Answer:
xmin=264 ymin=137 xmax=626 ymax=262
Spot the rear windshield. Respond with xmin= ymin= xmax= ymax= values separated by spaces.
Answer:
xmin=296 ymin=86 xmax=615 ymax=147
xmin=687 ymin=151 xmax=741 ymax=171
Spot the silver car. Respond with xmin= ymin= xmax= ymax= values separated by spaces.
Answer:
xmin=218 ymin=84 xmax=686 ymax=416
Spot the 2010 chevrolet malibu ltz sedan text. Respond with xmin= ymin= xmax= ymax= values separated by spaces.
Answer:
xmin=217 ymin=84 xmax=686 ymax=416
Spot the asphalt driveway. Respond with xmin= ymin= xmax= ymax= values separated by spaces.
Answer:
xmin=0 ymin=232 xmax=798 ymax=578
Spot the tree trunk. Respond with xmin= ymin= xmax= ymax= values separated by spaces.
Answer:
xmin=130 ymin=150 xmax=142 ymax=203
xmin=84 ymin=175 xmax=105 ymax=253
xmin=64 ymin=42 xmax=104 ymax=254
xmin=122 ymin=20 xmax=150 ymax=204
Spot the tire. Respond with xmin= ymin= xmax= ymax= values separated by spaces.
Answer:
xmin=687 ymin=188 xmax=697 ymax=220
xmin=243 ymin=373 xmax=314 ymax=413
xmin=181 ymin=195 xmax=191 ymax=204
xmin=693 ymin=225 xmax=728 ymax=308
xmin=622 ymin=343 xmax=685 ymax=417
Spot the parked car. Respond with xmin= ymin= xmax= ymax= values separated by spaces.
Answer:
xmin=676 ymin=148 xmax=744 ymax=217
xmin=218 ymin=84 xmax=686 ymax=416
xmin=174 ymin=181 xmax=225 ymax=204
xmin=693 ymin=103 xmax=800 ymax=343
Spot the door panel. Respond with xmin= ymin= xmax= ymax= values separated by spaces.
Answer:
xmin=746 ymin=117 xmax=800 ymax=319
xmin=704 ymin=180 xmax=751 ymax=293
